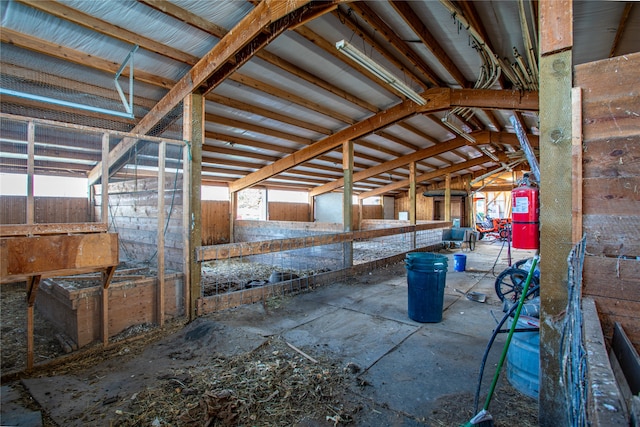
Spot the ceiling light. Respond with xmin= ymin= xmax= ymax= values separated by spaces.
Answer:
xmin=336 ymin=40 xmax=425 ymax=106
xmin=480 ymin=146 xmax=500 ymax=162
xmin=440 ymin=117 xmax=476 ymax=143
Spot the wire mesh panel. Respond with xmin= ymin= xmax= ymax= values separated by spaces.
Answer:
xmin=198 ymin=223 xmax=448 ymax=307
xmin=561 ymin=236 xmax=588 ymax=426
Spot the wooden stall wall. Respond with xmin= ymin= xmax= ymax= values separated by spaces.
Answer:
xmin=268 ymin=202 xmax=310 ymax=222
xmin=202 ymin=200 xmax=230 ymax=245
xmin=576 ymin=52 xmax=640 ymax=351
xmin=0 ymin=196 xmax=89 ymax=224
xmin=94 ymin=177 xmax=184 ymax=271
xmin=395 ymin=194 xmax=435 ymax=221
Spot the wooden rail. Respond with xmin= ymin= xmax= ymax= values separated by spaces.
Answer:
xmin=196 ymin=221 xmax=450 ymax=261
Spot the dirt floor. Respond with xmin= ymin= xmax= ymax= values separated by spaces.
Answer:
xmin=1 ymin=256 xmax=538 ymax=426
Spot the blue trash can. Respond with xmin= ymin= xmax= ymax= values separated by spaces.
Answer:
xmin=405 ymin=252 xmax=448 ymax=323
xmin=453 ymin=253 xmax=467 ymax=272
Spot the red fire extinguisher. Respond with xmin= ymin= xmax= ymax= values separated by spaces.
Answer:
xmin=511 ymin=173 xmax=540 ymax=249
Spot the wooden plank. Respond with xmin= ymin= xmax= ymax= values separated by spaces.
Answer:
xmin=197 ymin=221 xmax=450 ymax=261
xmin=582 ymin=136 xmax=640 ymax=179
xmin=583 ymin=177 xmax=640 ymax=215
xmin=575 ymin=52 xmax=640 ymax=141
xmin=582 ymin=298 xmax=629 ymax=426
xmin=0 ymin=222 xmax=108 ymax=237
xmin=594 ymin=297 xmax=640 ymax=350
xmin=540 ymin=0 xmax=573 ymax=55
xmin=612 ymin=322 xmax=640 ymax=394
xmin=583 ymin=256 xmax=640 ymax=301
xmin=583 ymin=214 xmax=640 ymax=257
xmin=0 ymin=233 xmax=119 ymax=282
xmin=572 ymin=87 xmax=583 ymax=243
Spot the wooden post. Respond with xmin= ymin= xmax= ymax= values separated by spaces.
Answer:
xmin=539 ymin=1 xmax=573 ymax=425
xmin=26 ymin=121 xmax=35 ymax=225
xmin=409 ymin=161 xmax=417 ymax=249
xmin=182 ymin=143 xmax=191 ymax=319
xmin=444 ymin=173 xmax=451 ymax=222
xmin=26 ymin=274 xmax=41 ymax=371
xmin=184 ymin=93 xmax=203 ymax=320
xmin=157 ymin=141 xmax=166 ymax=327
xmin=309 ymin=194 xmax=315 ymax=222
xmin=230 ymin=191 xmax=237 ymax=243
xmin=343 ymin=140 xmax=353 ymax=268
xmin=101 ymin=265 xmax=115 ymax=346
xmin=571 ymin=87 xmax=583 ymax=244
xmin=101 ymin=133 xmax=110 ymax=225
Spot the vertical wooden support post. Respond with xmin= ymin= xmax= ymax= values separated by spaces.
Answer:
xmin=230 ymin=191 xmax=237 ymax=243
xmin=184 ymin=93 xmax=203 ymax=320
xmin=309 ymin=194 xmax=315 ymax=222
xmin=409 ymin=161 xmax=417 ymax=249
xmin=539 ymin=1 xmax=573 ymax=425
xmin=343 ymin=140 xmax=353 ymax=268
xmin=357 ymin=199 xmax=363 ymax=231
xmin=157 ymin=141 xmax=166 ymax=327
xmin=26 ymin=275 xmax=41 ymax=370
xmin=101 ymin=266 xmax=115 ymax=346
xmin=182 ymin=143 xmax=191 ymax=318
xmin=571 ymin=88 xmax=583 ymax=244
xmin=444 ymin=173 xmax=451 ymax=222
xmin=101 ymin=133 xmax=110 ymax=225
xmin=26 ymin=121 xmax=35 ymax=225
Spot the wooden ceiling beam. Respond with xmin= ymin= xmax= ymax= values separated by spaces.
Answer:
xmin=309 ymin=133 xmax=472 ymax=197
xmin=17 ymin=0 xmax=199 ymax=65
xmin=226 ymin=74 xmax=355 ymax=125
xmin=359 ymin=153 xmax=502 ymax=199
xmin=390 ymin=1 xmax=469 ymax=87
xmin=205 ymin=113 xmax=314 ymax=146
xmin=609 ymin=2 xmax=633 ymax=58
xmin=141 ymin=0 xmax=379 ymax=113
xmin=206 ymin=93 xmax=331 ymax=135
xmin=89 ymin=0 xmax=336 ymax=183
xmin=345 ymin=3 xmax=442 ymax=88
xmin=229 ymin=88 xmax=537 ymax=192
xmin=0 ymin=28 xmax=173 ymax=89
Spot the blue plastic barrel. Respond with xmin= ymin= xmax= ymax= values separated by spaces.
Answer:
xmin=405 ymin=252 xmax=448 ymax=323
xmin=506 ymin=316 xmax=540 ymax=399
xmin=453 ymin=253 xmax=467 ymax=272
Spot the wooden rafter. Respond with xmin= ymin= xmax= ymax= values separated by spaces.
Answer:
xmin=390 ymin=1 xmax=468 ymax=87
xmin=88 ymin=0 xmax=341 ymax=183
xmin=229 ymin=88 xmax=537 ymax=192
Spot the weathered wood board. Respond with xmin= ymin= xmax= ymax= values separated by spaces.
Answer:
xmin=1 ymin=233 xmax=119 ymax=283
xmin=576 ymin=52 xmax=640 ymax=353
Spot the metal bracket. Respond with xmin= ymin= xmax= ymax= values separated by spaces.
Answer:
xmin=114 ymin=45 xmax=139 ymax=116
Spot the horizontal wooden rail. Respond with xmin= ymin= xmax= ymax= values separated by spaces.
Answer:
xmin=196 ymin=221 xmax=451 ymax=261
xmin=0 ymin=222 xmax=108 ymax=237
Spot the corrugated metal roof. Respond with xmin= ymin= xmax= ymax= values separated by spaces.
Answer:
xmin=1 ymin=0 xmax=638 ymax=195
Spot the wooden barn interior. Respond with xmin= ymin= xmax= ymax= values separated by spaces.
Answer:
xmin=1 ymin=1 xmax=639 ymax=426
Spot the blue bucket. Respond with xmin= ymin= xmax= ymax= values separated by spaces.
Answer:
xmin=405 ymin=252 xmax=448 ymax=323
xmin=453 ymin=254 xmax=467 ymax=272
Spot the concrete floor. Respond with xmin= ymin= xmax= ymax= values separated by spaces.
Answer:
xmin=2 ymin=240 xmax=538 ymax=426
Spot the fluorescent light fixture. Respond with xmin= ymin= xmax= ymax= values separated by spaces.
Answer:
xmin=336 ymin=40 xmax=425 ymax=106
xmin=440 ymin=117 xmax=476 ymax=143
xmin=480 ymin=146 xmax=500 ymax=162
